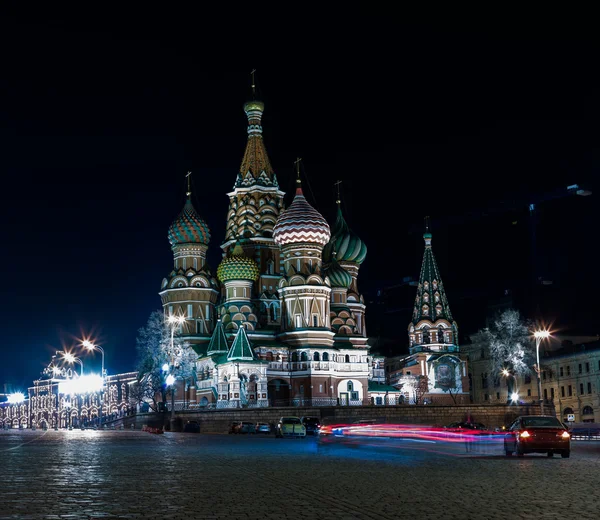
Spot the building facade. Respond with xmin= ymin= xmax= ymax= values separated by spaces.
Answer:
xmin=464 ymin=334 xmax=600 ymax=423
xmin=160 ymin=92 xmax=384 ymax=409
xmin=386 ymin=226 xmax=470 ymax=404
xmin=0 ymin=372 xmax=137 ymax=429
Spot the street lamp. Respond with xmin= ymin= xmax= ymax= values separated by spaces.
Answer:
xmin=166 ymin=314 xmax=185 ymax=423
xmin=82 ymin=340 xmax=106 ymax=427
xmin=62 ymin=352 xmax=84 ymax=376
xmin=533 ymin=329 xmax=551 ymax=412
xmin=501 ymin=369 xmax=518 ymax=404
xmin=82 ymin=340 xmax=105 ymax=378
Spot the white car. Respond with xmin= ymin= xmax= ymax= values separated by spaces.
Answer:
xmin=276 ymin=416 xmax=306 ymax=438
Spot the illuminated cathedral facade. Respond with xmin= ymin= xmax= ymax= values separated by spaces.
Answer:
xmin=159 ymin=90 xmax=393 ymax=409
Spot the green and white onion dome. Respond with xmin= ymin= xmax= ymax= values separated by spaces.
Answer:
xmin=168 ymin=199 xmax=211 ymax=246
xmin=326 ymin=258 xmax=352 ymax=289
xmin=323 ymin=205 xmax=367 ymax=264
xmin=217 ymin=243 xmax=260 ymax=283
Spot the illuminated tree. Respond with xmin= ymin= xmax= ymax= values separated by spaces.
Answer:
xmin=134 ymin=310 xmax=197 ymax=411
xmin=481 ymin=309 xmax=533 ymax=399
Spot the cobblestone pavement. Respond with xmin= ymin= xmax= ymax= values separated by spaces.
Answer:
xmin=1 ymin=430 xmax=599 ymax=519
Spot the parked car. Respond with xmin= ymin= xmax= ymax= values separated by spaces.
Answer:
xmin=228 ymin=421 xmax=242 ymax=434
xmin=301 ymin=416 xmax=321 ymax=435
xmin=239 ymin=422 xmax=256 ymax=434
xmin=276 ymin=416 xmax=306 ymax=438
xmin=445 ymin=421 xmax=487 ymax=430
xmin=256 ymin=422 xmax=271 ymax=434
xmin=504 ymin=415 xmax=571 ymax=458
xmin=183 ymin=420 xmax=200 ymax=433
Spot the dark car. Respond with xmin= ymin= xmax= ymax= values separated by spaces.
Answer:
xmin=504 ymin=415 xmax=571 ymax=458
xmin=301 ymin=416 xmax=321 ymax=435
xmin=228 ymin=421 xmax=242 ymax=434
xmin=183 ymin=420 xmax=200 ymax=433
xmin=445 ymin=421 xmax=487 ymax=430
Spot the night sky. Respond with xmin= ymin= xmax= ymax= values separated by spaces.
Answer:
xmin=1 ymin=6 xmax=598 ymax=388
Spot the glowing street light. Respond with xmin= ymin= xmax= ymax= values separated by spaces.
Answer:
xmin=501 ymin=369 xmax=518 ymax=404
xmin=533 ymin=329 xmax=551 ymax=411
xmin=7 ymin=392 xmax=25 ymax=404
xmin=82 ymin=339 xmax=106 ymax=428
xmin=166 ymin=314 xmax=185 ymax=423
xmin=62 ymin=352 xmax=84 ymax=376
xmin=82 ymin=340 xmax=105 ymax=378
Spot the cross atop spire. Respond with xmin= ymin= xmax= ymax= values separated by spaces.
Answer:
xmin=334 ymin=180 xmax=342 ymax=205
xmin=294 ymin=157 xmax=302 ymax=189
xmin=250 ymin=69 xmax=256 ymax=98
xmin=186 ymin=171 xmax=192 ymax=200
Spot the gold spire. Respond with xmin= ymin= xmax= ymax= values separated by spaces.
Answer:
xmin=334 ymin=180 xmax=342 ymax=205
xmin=186 ymin=171 xmax=192 ymax=200
xmin=294 ymin=157 xmax=302 ymax=186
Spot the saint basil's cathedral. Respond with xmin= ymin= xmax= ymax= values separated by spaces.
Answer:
xmin=158 ymin=88 xmax=469 ymax=409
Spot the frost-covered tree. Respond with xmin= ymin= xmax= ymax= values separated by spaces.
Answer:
xmin=134 ymin=310 xmax=197 ymax=411
xmin=481 ymin=309 xmax=533 ymax=399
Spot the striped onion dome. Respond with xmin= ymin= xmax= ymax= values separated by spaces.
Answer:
xmin=326 ymin=258 xmax=352 ymax=289
xmin=273 ymin=187 xmax=331 ymax=247
xmin=323 ymin=204 xmax=367 ymax=265
xmin=168 ymin=199 xmax=211 ymax=246
xmin=217 ymin=243 xmax=260 ymax=283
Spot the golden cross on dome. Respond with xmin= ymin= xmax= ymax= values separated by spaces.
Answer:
xmin=250 ymin=69 xmax=256 ymax=97
xmin=294 ymin=157 xmax=302 ymax=184
xmin=334 ymin=180 xmax=342 ymax=204
xmin=186 ymin=171 xmax=192 ymax=199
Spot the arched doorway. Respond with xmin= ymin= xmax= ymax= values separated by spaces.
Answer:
xmin=267 ymin=379 xmax=290 ymax=406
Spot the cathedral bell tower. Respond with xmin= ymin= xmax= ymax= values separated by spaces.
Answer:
xmin=273 ymin=160 xmax=334 ymax=347
xmin=160 ymin=174 xmax=219 ymax=343
xmin=222 ymin=73 xmax=286 ymax=328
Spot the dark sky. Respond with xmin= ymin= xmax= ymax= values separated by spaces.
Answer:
xmin=1 ymin=6 xmax=598 ymax=388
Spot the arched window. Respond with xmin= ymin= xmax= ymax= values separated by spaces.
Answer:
xmin=322 ymin=352 xmax=329 ymax=361
xmin=345 ymin=354 xmax=350 ymax=363
xmin=313 ymin=352 xmax=320 ymax=361
xmin=291 ymin=351 xmax=298 ymax=362
xmin=347 ymin=381 xmax=354 ymax=392
xmin=266 ymin=352 xmax=273 ymax=361
xmin=582 ymin=406 xmax=594 ymax=416
xmin=300 ymin=351 xmax=308 ymax=361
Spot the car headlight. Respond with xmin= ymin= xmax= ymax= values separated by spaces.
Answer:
xmin=561 ymin=431 xmax=570 ymax=439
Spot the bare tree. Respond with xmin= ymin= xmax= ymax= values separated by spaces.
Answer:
xmin=481 ymin=309 xmax=533 ymax=399
xmin=134 ymin=310 xmax=197 ymax=411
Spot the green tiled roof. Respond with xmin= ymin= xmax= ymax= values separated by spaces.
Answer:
xmin=227 ymin=326 xmax=255 ymax=361
xmin=412 ymin=231 xmax=454 ymax=325
xmin=368 ymin=381 xmax=402 ymax=393
xmin=207 ymin=320 xmax=229 ymax=355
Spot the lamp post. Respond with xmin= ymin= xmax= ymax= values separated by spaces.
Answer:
xmin=62 ymin=352 xmax=84 ymax=376
xmin=501 ymin=369 xmax=519 ymax=404
xmin=166 ymin=314 xmax=185 ymax=424
xmin=82 ymin=340 xmax=106 ymax=426
xmin=534 ymin=329 xmax=551 ymax=413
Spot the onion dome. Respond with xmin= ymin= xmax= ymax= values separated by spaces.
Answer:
xmin=273 ymin=186 xmax=331 ymax=247
xmin=168 ymin=199 xmax=211 ymax=246
xmin=323 ymin=204 xmax=367 ymax=264
xmin=326 ymin=258 xmax=352 ymax=289
xmin=217 ymin=243 xmax=260 ymax=282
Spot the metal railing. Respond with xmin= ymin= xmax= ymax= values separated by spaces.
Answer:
xmin=267 ymin=361 xmax=369 ymax=373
